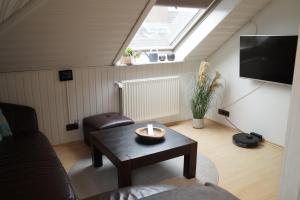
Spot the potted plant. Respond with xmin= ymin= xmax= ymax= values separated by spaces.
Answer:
xmin=191 ymin=61 xmax=222 ymax=129
xmin=121 ymin=47 xmax=140 ymax=65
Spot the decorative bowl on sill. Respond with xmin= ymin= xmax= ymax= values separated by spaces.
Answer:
xmin=159 ymin=54 xmax=166 ymax=61
xmin=167 ymin=53 xmax=175 ymax=61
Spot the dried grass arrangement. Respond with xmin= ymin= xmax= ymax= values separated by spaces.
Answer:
xmin=191 ymin=61 xmax=222 ymax=127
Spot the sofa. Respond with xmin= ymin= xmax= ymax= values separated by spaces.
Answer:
xmin=84 ymin=183 xmax=239 ymax=200
xmin=0 ymin=102 xmax=76 ymax=200
xmin=0 ymin=102 xmax=239 ymax=200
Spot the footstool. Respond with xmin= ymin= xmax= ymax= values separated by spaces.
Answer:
xmin=83 ymin=112 xmax=134 ymax=145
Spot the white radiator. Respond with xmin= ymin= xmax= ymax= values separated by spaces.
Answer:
xmin=117 ymin=76 xmax=180 ymax=122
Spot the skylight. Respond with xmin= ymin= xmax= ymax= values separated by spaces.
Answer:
xmin=115 ymin=0 xmax=231 ymax=65
xmin=129 ymin=5 xmax=206 ymax=50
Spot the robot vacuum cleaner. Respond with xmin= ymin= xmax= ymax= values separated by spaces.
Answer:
xmin=233 ymin=132 xmax=263 ymax=148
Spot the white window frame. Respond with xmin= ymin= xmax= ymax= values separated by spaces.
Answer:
xmin=130 ymin=6 xmax=206 ymax=51
xmin=113 ymin=0 xmax=221 ymax=65
xmin=131 ymin=0 xmax=220 ymax=52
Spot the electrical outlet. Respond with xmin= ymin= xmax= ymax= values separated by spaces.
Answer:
xmin=218 ymin=109 xmax=230 ymax=117
xmin=66 ymin=122 xmax=79 ymax=131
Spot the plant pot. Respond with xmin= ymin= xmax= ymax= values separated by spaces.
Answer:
xmin=193 ymin=118 xmax=204 ymax=129
xmin=121 ymin=56 xmax=133 ymax=65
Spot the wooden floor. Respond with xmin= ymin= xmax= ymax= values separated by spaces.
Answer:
xmin=54 ymin=119 xmax=283 ymax=200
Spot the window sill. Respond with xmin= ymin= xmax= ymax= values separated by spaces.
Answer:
xmin=115 ymin=59 xmax=184 ymax=67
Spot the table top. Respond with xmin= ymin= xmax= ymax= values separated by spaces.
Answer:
xmin=90 ymin=122 xmax=197 ymax=162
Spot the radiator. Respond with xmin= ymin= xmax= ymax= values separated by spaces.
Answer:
xmin=117 ymin=76 xmax=180 ymax=122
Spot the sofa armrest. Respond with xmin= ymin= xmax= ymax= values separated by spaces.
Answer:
xmin=0 ymin=102 xmax=39 ymax=135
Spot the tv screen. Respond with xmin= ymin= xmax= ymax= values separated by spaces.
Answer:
xmin=240 ymin=35 xmax=298 ymax=84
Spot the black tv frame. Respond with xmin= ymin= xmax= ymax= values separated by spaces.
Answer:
xmin=239 ymin=35 xmax=298 ymax=85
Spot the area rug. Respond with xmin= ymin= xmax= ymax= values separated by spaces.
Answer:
xmin=68 ymin=154 xmax=219 ymax=199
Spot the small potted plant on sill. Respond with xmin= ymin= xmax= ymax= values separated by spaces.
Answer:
xmin=191 ymin=61 xmax=222 ymax=129
xmin=121 ymin=47 xmax=140 ymax=65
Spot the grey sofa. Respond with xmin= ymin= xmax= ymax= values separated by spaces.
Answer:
xmin=84 ymin=183 xmax=239 ymax=200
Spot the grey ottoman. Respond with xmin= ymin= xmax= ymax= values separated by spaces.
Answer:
xmin=83 ymin=112 xmax=134 ymax=145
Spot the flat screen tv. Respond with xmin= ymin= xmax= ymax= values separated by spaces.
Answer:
xmin=240 ymin=35 xmax=298 ymax=84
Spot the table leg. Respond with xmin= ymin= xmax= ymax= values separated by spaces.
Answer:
xmin=183 ymin=143 xmax=197 ymax=179
xmin=92 ymin=145 xmax=103 ymax=168
xmin=118 ymin=160 xmax=132 ymax=188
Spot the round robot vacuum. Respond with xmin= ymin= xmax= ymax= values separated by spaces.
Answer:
xmin=233 ymin=133 xmax=261 ymax=148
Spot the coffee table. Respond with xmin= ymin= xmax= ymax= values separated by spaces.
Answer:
xmin=90 ymin=122 xmax=197 ymax=188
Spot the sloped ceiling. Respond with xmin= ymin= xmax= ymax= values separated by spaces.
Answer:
xmin=0 ymin=0 xmax=31 ymax=24
xmin=0 ymin=0 xmax=148 ymax=72
xmin=0 ymin=0 xmax=272 ymax=72
xmin=187 ymin=0 xmax=272 ymax=60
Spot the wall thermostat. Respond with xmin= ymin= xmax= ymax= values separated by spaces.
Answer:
xmin=59 ymin=70 xmax=73 ymax=81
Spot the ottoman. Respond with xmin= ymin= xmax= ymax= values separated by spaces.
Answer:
xmin=83 ymin=112 xmax=134 ymax=145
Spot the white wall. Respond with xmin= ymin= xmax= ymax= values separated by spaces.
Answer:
xmin=207 ymin=0 xmax=300 ymax=146
xmin=279 ymin=26 xmax=300 ymax=200
xmin=0 ymin=62 xmax=198 ymax=145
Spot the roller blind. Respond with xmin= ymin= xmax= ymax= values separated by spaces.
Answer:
xmin=156 ymin=0 xmax=214 ymax=8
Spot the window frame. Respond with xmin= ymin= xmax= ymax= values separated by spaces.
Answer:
xmin=129 ymin=0 xmax=220 ymax=52
xmin=173 ymin=0 xmax=221 ymax=51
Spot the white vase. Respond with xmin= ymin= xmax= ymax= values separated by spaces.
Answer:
xmin=193 ymin=118 xmax=204 ymax=129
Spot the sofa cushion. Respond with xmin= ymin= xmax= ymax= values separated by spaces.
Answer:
xmin=0 ymin=132 xmax=76 ymax=200
xmin=0 ymin=103 xmax=39 ymax=136
xmin=0 ymin=109 xmax=13 ymax=141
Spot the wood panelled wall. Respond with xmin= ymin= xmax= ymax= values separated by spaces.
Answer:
xmin=0 ymin=61 xmax=199 ymax=145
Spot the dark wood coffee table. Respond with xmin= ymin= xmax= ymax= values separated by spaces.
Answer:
xmin=90 ymin=122 xmax=197 ymax=188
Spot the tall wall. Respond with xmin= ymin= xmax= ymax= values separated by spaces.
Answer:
xmin=279 ymin=26 xmax=300 ymax=200
xmin=207 ymin=0 xmax=300 ymax=145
